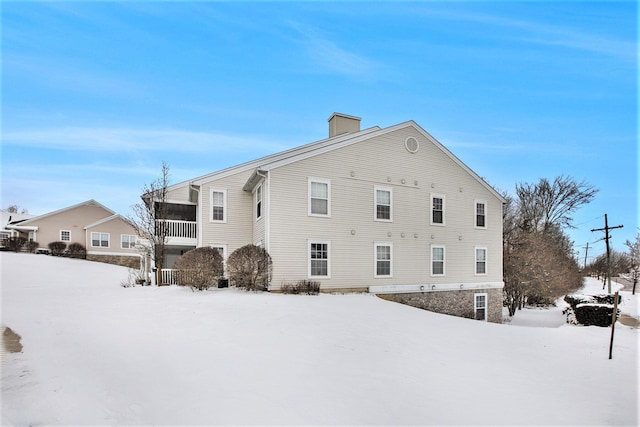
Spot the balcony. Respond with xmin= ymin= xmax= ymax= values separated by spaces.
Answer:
xmin=156 ymin=219 xmax=197 ymax=245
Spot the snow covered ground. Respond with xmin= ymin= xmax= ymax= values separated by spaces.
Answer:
xmin=1 ymin=252 xmax=638 ymax=425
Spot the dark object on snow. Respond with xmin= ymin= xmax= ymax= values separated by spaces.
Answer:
xmin=564 ymin=294 xmax=621 ymax=327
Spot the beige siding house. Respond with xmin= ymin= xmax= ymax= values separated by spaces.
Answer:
xmin=7 ymin=200 xmax=140 ymax=268
xmin=159 ymin=114 xmax=505 ymax=322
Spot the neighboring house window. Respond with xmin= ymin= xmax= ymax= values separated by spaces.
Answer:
xmin=475 ymin=293 xmax=488 ymax=321
xmin=431 ymin=194 xmax=445 ymax=225
xmin=256 ymin=185 xmax=263 ymax=220
xmin=309 ymin=178 xmax=330 ymax=217
xmin=210 ymin=189 xmax=227 ymax=223
xmin=475 ymin=201 xmax=487 ymax=228
xmin=91 ymin=232 xmax=109 ymax=248
xmin=475 ymin=247 xmax=487 ymax=275
xmin=375 ymin=243 xmax=392 ymax=277
xmin=309 ymin=241 xmax=330 ymax=278
xmin=121 ymin=235 xmax=137 ymax=249
xmin=374 ymin=187 xmax=392 ymax=222
xmin=60 ymin=230 xmax=71 ymax=241
xmin=431 ymin=245 xmax=445 ymax=276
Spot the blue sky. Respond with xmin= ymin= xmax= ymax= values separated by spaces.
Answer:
xmin=1 ymin=1 xmax=637 ymax=259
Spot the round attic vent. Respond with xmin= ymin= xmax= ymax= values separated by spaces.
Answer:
xmin=405 ymin=137 xmax=419 ymax=153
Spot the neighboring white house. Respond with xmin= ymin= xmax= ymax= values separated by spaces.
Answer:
xmin=0 ymin=211 xmax=36 ymax=246
xmin=154 ymin=113 xmax=506 ymax=322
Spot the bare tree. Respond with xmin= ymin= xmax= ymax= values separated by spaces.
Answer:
xmin=516 ymin=175 xmax=598 ymax=233
xmin=3 ymin=205 xmax=28 ymax=214
xmin=625 ymin=231 xmax=639 ymax=294
xmin=128 ymin=162 xmax=171 ymax=286
xmin=503 ymin=176 xmax=596 ymax=316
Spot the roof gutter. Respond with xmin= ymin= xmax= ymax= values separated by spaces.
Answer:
xmin=242 ymin=169 xmax=268 ymax=192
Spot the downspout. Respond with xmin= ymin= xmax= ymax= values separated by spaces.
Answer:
xmin=256 ymin=170 xmax=269 ymax=252
xmin=190 ymin=183 xmax=202 ymax=247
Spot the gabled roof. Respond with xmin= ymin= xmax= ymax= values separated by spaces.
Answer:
xmin=18 ymin=199 xmax=116 ymax=225
xmin=84 ymin=214 xmax=134 ymax=230
xmin=166 ymin=125 xmax=382 ymax=192
xmin=172 ymin=119 xmax=505 ymax=203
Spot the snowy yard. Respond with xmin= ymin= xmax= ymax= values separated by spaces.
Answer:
xmin=1 ymin=252 xmax=638 ymax=425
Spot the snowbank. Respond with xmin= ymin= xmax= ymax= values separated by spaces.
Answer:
xmin=1 ymin=253 xmax=638 ymax=425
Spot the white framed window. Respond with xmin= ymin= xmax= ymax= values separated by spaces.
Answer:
xmin=431 ymin=245 xmax=445 ymax=276
xmin=475 ymin=247 xmax=487 ymax=275
xmin=431 ymin=194 xmax=445 ymax=225
xmin=474 ymin=293 xmax=488 ymax=321
xmin=121 ymin=234 xmax=137 ymax=249
xmin=60 ymin=230 xmax=71 ymax=241
xmin=475 ymin=200 xmax=487 ymax=228
xmin=308 ymin=178 xmax=330 ymax=217
xmin=374 ymin=242 xmax=393 ymax=277
xmin=309 ymin=240 xmax=330 ymax=278
xmin=211 ymin=244 xmax=227 ymax=260
xmin=91 ymin=232 xmax=109 ymax=248
xmin=374 ymin=186 xmax=392 ymax=222
xmin=255 ymin=184 xmax=263 ymax=220
xmin=211 ymin=244 xmax=228 ymax=274
xmin=210 ymin=189 xmax=227 ymax=223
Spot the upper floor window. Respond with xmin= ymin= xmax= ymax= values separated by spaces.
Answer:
xmin=431 ymin=245 xmax=445 ymax=276
xmin=375 ymin=243 xmax=392 ymax=277
xmin=210 ymin=189 xmax=227 ymax=223
xmin=309 ymin=178 xmax=330 ymax=217
xmin=475 ymin=201 xmax=487 ymax=228
xmin=91 ymin=232 xmax=109 ymax=248
xmin=121 ymin=234 xmax=137 ymax=249
xmin=309 ymin=241 xmax=330 ymax=278
xmin=256 ymin=185 xmax=263 ymax=220
xmin=60 ymin=230 xmax=71 ymax=241
xmin=475 ymin=247 xmax=487 ymax=275
xmin=375 ymin=187 xmax=392 ymax=222
xmin=431 ymin=194 xmax=445 ymax=225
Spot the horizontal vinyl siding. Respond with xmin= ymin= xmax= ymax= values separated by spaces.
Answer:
xmin=85 ymin=218 xmax=139 ymax=255
xmin=199 ymin=170 xmax=254 ymax=256
xmin=268 ymin=127 xmax=503 ymax=291
xmin=165 ymin=185 xmax=192 ymax=203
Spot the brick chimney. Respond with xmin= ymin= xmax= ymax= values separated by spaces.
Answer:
xmin=328 ymin=113 xmax=361 ymax=138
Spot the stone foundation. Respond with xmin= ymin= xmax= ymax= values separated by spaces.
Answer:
xmin=378 ymin=288 xmax=503 ymax=323
xmin=87 ymin=254 xmax=140 ymax=269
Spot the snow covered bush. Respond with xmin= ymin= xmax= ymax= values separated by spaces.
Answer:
xmin=173 ymin=247 xmax=224 ymax=291
xmin=564 ymin=294 xmax=621 ymax=327
xmin=7 ymin=237 xmax=27 ymax=252
xmin=227 ymin=244 xmax=272 ymax=291
xmin=281 ymin=280 xmax=320 ymax=295
xmin=66 ymin=243 xmax=87 ymax=259
xmin=48 ymin=241 xmax=67 ymax=256
xmin=24 ymin=240 xmax=38 ymax=253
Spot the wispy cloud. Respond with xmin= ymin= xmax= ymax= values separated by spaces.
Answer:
xmin=287 ymin=21 xmax=382 ymax=80
xmin=3 ymin=54 xmax=146 ymax=99
xmin=1 ymin=127 xmax=292 ymax=154
xmin=424 ymin=7 xmax=636 ymax=62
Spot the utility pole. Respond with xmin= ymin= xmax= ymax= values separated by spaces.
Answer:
xmin=583 ymin=242 xmax=589 ymax=270
xmin=591 ymin=214 xmax=624 ymax=294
